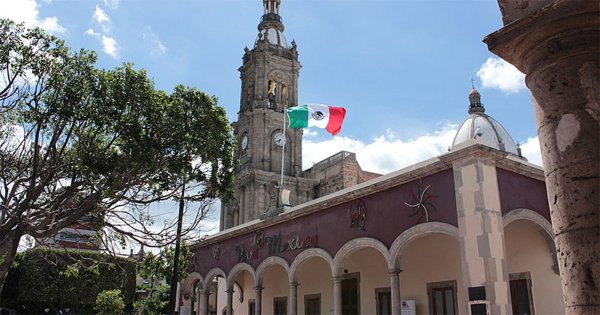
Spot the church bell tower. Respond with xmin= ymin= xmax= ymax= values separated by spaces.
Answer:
xmin=220 ymin=0 xmax=315 ymax=230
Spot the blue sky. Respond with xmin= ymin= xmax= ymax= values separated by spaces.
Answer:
xmin=3 ymin=0 xmax=543 ymax=240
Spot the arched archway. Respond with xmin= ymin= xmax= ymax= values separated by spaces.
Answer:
xmin=289 ymin=248 xmax=335 ymax=315
xmin=289 ymin=248 xmax=334 ymax=283
xmin=503 ymin=209 xmax=564 ymax=314
xmin=389 ymin=223 xmax=463 ymax=315
xmin=332 ymin=237 xmax=391 ymax=315
xmin=332 ymin=237 xmax=390 ymax=277
xmin=389 ymin=222 xmax=459 ymax=270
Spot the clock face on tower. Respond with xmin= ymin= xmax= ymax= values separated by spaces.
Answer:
xmin=273 ymin=131 xmax=286 ymax=147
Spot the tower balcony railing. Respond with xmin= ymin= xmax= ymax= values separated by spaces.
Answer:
xmin=261 ymin=13 xmax=282 ymax=23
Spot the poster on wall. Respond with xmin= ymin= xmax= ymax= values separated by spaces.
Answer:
xmin=401 ymin=300 xmax=416 ymax=315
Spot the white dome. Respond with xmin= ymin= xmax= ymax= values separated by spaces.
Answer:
xmin=452 ymin=113 xmax=519 ymax=154
xmin=451 ymin=88 xmax=520 ymax=156
xmin=256 ymin=28 xmax=288 ymax=48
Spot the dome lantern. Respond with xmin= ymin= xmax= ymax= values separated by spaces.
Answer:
xmin=451 ymin=87 xmax=523 ymax=158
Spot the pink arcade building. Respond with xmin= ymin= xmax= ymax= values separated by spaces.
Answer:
xmin=178 ymin=1 xmax=564 ymax=315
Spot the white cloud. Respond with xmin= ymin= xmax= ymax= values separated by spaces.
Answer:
xmin=143 ymin=30 xmax=168 ymax=56
xmin=85 ymin=5 xmax=119 ymax=59
xmin=101 ymin=35 xmax=119 ymax=58
xmin=519 ymin=136 xmax=543 ymax=167
xmin=85 ymin=28 xmax=120 ymax=58
xmin=84 ymin=28 xmax=100 ymax=37
xmin=303 ymin=124 xmax=458 ymax=174
xmin=93 ymin=5 xmax=110 ymax=25
xmin=477 ymin=57 xmax=526 ymax=94
xmin=103 ymin=0 xmax=119 ymax=9
xmin=0 ymin=0 xmax=65 ymax=33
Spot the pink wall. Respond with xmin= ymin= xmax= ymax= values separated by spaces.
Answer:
xmin=191 ymin=169 xmax=457 ymax=275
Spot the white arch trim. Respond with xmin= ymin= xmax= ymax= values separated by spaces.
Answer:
xmin=182 ymin=272 xmax=205 ymax=298
xmin=226 ymin=262 xmax=257 ymax=290
xmin=389 ymin=222 xmax=460 ymax=270
xmin=503 ymin=208 xmax=553 ymax=239
xmin=255 ymin=256 xmax=290 ymax=287
xmin=503 ymin=208 xmax=559 ymax=275
xmin=332 ymin=237 xmax=390 ymax=277
xmin=289 ymin=248 xmax=334 ymax=282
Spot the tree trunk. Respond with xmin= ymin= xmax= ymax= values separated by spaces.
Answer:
xmin=0 ymin=228 xmax=22 ymax=293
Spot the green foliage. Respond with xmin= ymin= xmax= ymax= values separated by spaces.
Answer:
xmin=0 ymin=248 xmax=135 ymax=313
xmin=95 ymin=289 xmax=125 ymax=315
xmin=133 ymin=284 xmax=170 ymax=315
xmin=134 ymin=243 xmax=192 ymax=315
xmin=139 ymin=242 xmax=192 ymax=286
xmin=0 ymin=18 xmax=234 ymax=291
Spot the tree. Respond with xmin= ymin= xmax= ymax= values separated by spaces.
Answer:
xmin=135 ymin=243 xmax=192 ymax=315
xmin=95 ymin=289 xmax=125 ymax=315
xmin=0 ymin=19 xmax=235 ymax=291
xmin=0 ymin=248 xmax=136 ymax=313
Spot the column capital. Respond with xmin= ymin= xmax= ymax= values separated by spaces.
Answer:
xmin=290 ymin=281 xmax=299 ymax=287
xmin=225 ymin=289 xmax=235 ymax=294
xmin=484 ymin=0 xmax=599 ymax=75
xmin=254 ymin=285 xmax=264 ymax=291
xmin=388 ymin=269 xmax=401 ymax=276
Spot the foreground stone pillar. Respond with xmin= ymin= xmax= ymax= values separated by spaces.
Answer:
xmin=389 ymin=270 xmax=401 ymax=315
xmin=333 ymin=277 xmax=342 ymax=315
xmin=485 ymin=1 xmax=600 ymax=314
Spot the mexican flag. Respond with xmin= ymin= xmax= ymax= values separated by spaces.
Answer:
xmin=287 ymin=104 xmax=347 ymax=135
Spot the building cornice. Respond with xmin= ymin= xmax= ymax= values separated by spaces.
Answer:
xmin=192 ymin=142 xmax=545 ymax=249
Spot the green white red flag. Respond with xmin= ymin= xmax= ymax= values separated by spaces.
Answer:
xmin=287 ymin=104 xmax=347 ymax=135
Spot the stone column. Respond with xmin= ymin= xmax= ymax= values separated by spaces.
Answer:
xmin=484 ymin=1 xmax=599 ymax=313
xmin=454 ymin=157 xmax=511 ymax=315
xmin=389 ymin=269 xmax=401 ymax=315
xmin=254 ymin=286 xmax=263 ymax=315
xmin=199 ymin=291 xmax=209 ymax=315
xmin=333 ymin=276 xmax=342 ymax=315
xmin=225 ymin=289 xmax=234 ymax=315
xmin=289 ymin=282 xmax=299 ymax=315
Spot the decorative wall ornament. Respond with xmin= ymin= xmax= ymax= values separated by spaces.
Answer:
xmin=212 ymin=244 xmax=221 ymax=260
xmin=404 ymin=178 xmax=438 ymax=222
xmin=350 ymin=199 xmax=367 ymax=231
xmin=233 ymin=229 xmax=319 ymax=263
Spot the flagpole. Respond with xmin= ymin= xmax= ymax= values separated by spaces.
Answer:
xmin=280 ymin=104 xmax=286 ymax=189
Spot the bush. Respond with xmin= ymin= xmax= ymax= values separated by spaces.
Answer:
xmin=0 ymin=248 xmax=136 ymax=313
xmin=95 ymin=289 xmax=125 ymax=315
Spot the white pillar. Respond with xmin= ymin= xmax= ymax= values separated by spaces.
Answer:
xmin=254 ymin=286 xmax=263 ymax=315
xmin=226 ymin=289 xmax=234 ymax=315
xmin=389 ymin=270 xmax=401 ymax=315
xmin=199 ymin=291 xmax=209 ymax=315
xmin=333 ymin=277 xmax=342 ymax=315
xmin=289 ymin=282 xmax=298 ymax=315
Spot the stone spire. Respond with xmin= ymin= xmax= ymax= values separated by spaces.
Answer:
xmin=259 ymin=0 xmax=284 ymax=32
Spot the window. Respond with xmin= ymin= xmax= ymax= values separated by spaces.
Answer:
xmin=305 ymin=294 xmax=321 ymax=315
xmin=248 ymin=299 xmax=255 ymax=315
xmin=274 ymin=296 xmax=287 ymax=315
xmin=427 ymin=280 xmax=457 ymax=315
xmin=510 ymin=273 xmax=534 ymax=315
xmin=342 ymin=273 xmax=360 ymax=315
xmin=375 ymin=288 xmax=391 ymax=315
